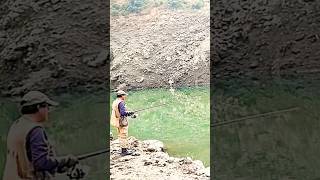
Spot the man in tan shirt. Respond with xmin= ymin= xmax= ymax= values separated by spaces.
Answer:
xmin=3 ymin=91 xmax=82 ymax=180
xmin=111 ymin=90 xmax=136 ymax=156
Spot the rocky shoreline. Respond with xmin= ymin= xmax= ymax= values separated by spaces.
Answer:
xmin=110 ymin=137 xmax=210 ymax=180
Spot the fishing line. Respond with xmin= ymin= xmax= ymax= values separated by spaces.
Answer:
xmin=211 ymin=107 xmax=300 ymax=128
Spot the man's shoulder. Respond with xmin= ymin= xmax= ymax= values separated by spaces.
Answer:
xmin=7 ymin=117 xmax=44 ymax=142
xmin=112 ymin=98 xmax=124 ymax=105
xmin=27 ymin=126 xmax=46 ymax=141
xmin=29 ymin=126 xmax=45 ymax=134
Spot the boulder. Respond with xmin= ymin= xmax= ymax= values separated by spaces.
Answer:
xmin=87 ymin=51 xmax=107 ymax=67
xmin=143 ymin=140 xmax=164 ymax=152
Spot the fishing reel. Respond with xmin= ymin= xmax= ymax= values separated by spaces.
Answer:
xmin=67 ymin=164 xmax=89 ymax=179
xmin=127 ymin=111 xmax=138 ymax=119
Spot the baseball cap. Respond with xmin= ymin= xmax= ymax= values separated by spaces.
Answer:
xmin=21 ymin=91 xmax=59 ymax=107
xmin=116 ymin=90 xmax=128 ymax=96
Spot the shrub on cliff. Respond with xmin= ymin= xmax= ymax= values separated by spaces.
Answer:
xmin=127 ymin=0 xmax=147 ymax=13
xmin=111 ymin=0 xmax=147 ymax=15
xmin=192 ymin=0 xmax=204 ymax=10
xmin=167 ymin=0 xmax=185 ymax=9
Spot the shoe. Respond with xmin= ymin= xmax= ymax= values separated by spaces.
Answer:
xmin=120 ymin=148 xmax=133 ymax=156
xmin=110 ymin=132 xmax=113 ymax=141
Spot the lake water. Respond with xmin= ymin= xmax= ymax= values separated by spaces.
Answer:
xmin=0 ymin=87 xmax=210 ymax=179
xmin=213 ymin=81 xmax=320 ymax=179
xmin=111 ymin=87 xmax=210 ymax=167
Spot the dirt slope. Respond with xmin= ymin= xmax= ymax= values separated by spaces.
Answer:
xmin=213 ymin=0 xmax=320 ymax=83
xmin=0 ymin=0 xmax=108 ymax=96
xmin=0 ymin=0 xmax=210 ymax=96
xmin=2 ymin=0 xmax=320 ymax=95
xmin=110 ymin=7 xmax=210 ymax=90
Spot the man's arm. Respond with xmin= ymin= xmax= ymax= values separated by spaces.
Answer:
xmin=118 ymin=101 xmax=132 ymax=116
xmin=27 ymin=127 xmax=58 ymax=171
xmin=27 ymin=127 xmax=78 ymax=174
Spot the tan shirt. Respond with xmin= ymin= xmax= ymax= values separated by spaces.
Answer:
xmin=3 ymin=116 xmax=44 ymax=180
xmin=111 ymin=98 xmax=123 ymax=128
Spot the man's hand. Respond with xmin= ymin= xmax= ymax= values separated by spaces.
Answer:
xmin=132 ymin=114 xmax=138 ymax=118
xmin=56 ymin=155 xmax=79 ymax=173
xmin=127 ymin=111 xmax=134 ymax=116
xmin=67 ymin=164 xmax=86 ymax=179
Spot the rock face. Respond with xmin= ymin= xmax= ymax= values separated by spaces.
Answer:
xmin=213 ymin=0 xmax=320 ymax=83
xmin=110 ymin=137 xmax=210 ymax=180
xmin=0 ymin=1 xmax=210 ymax=96
xmin=2 ymin=0 xmax=320 ymax=95
xmin=0 ymin=0 xmax=108 ymax=96
xmin=110 ymin=7 xmax=210 ymax=90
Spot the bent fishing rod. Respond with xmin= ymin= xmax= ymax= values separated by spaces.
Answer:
xmin=211 ymin=107 xmax=300 ymax=128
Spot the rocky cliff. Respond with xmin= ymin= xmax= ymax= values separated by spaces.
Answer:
xmin=110 ymin=6 xmax=210 ymax=90
xmin=213 ymin=0 xmax=320 ymax=83
xmin=0 ymin=0 xmax=210 ymax=96
xmin=110 ymin=136 xmax=210 ymax=180
xmin=0 ymin=0 xmax=108 ymax=96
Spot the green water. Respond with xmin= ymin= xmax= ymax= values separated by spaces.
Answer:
xmin=213 ymin=80 xmax=320 ymax=179
xmin=4 ymin=82 xmax=320 ymax=179
xmin=110 ymin=87 xmax=210 ymax=166
xmin=0 ymin=92 xmax=108 ymax=179
xmin=0 ymin=87 xmax=210 ymax=179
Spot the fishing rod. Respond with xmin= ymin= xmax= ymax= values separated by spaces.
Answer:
xmin=76 ymin=149 xmax=109 ymax=161
xmin=66 ymin=149 xmax=110 ymax=179
xmin=211 ymin=107 xmax=300 ymax=128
